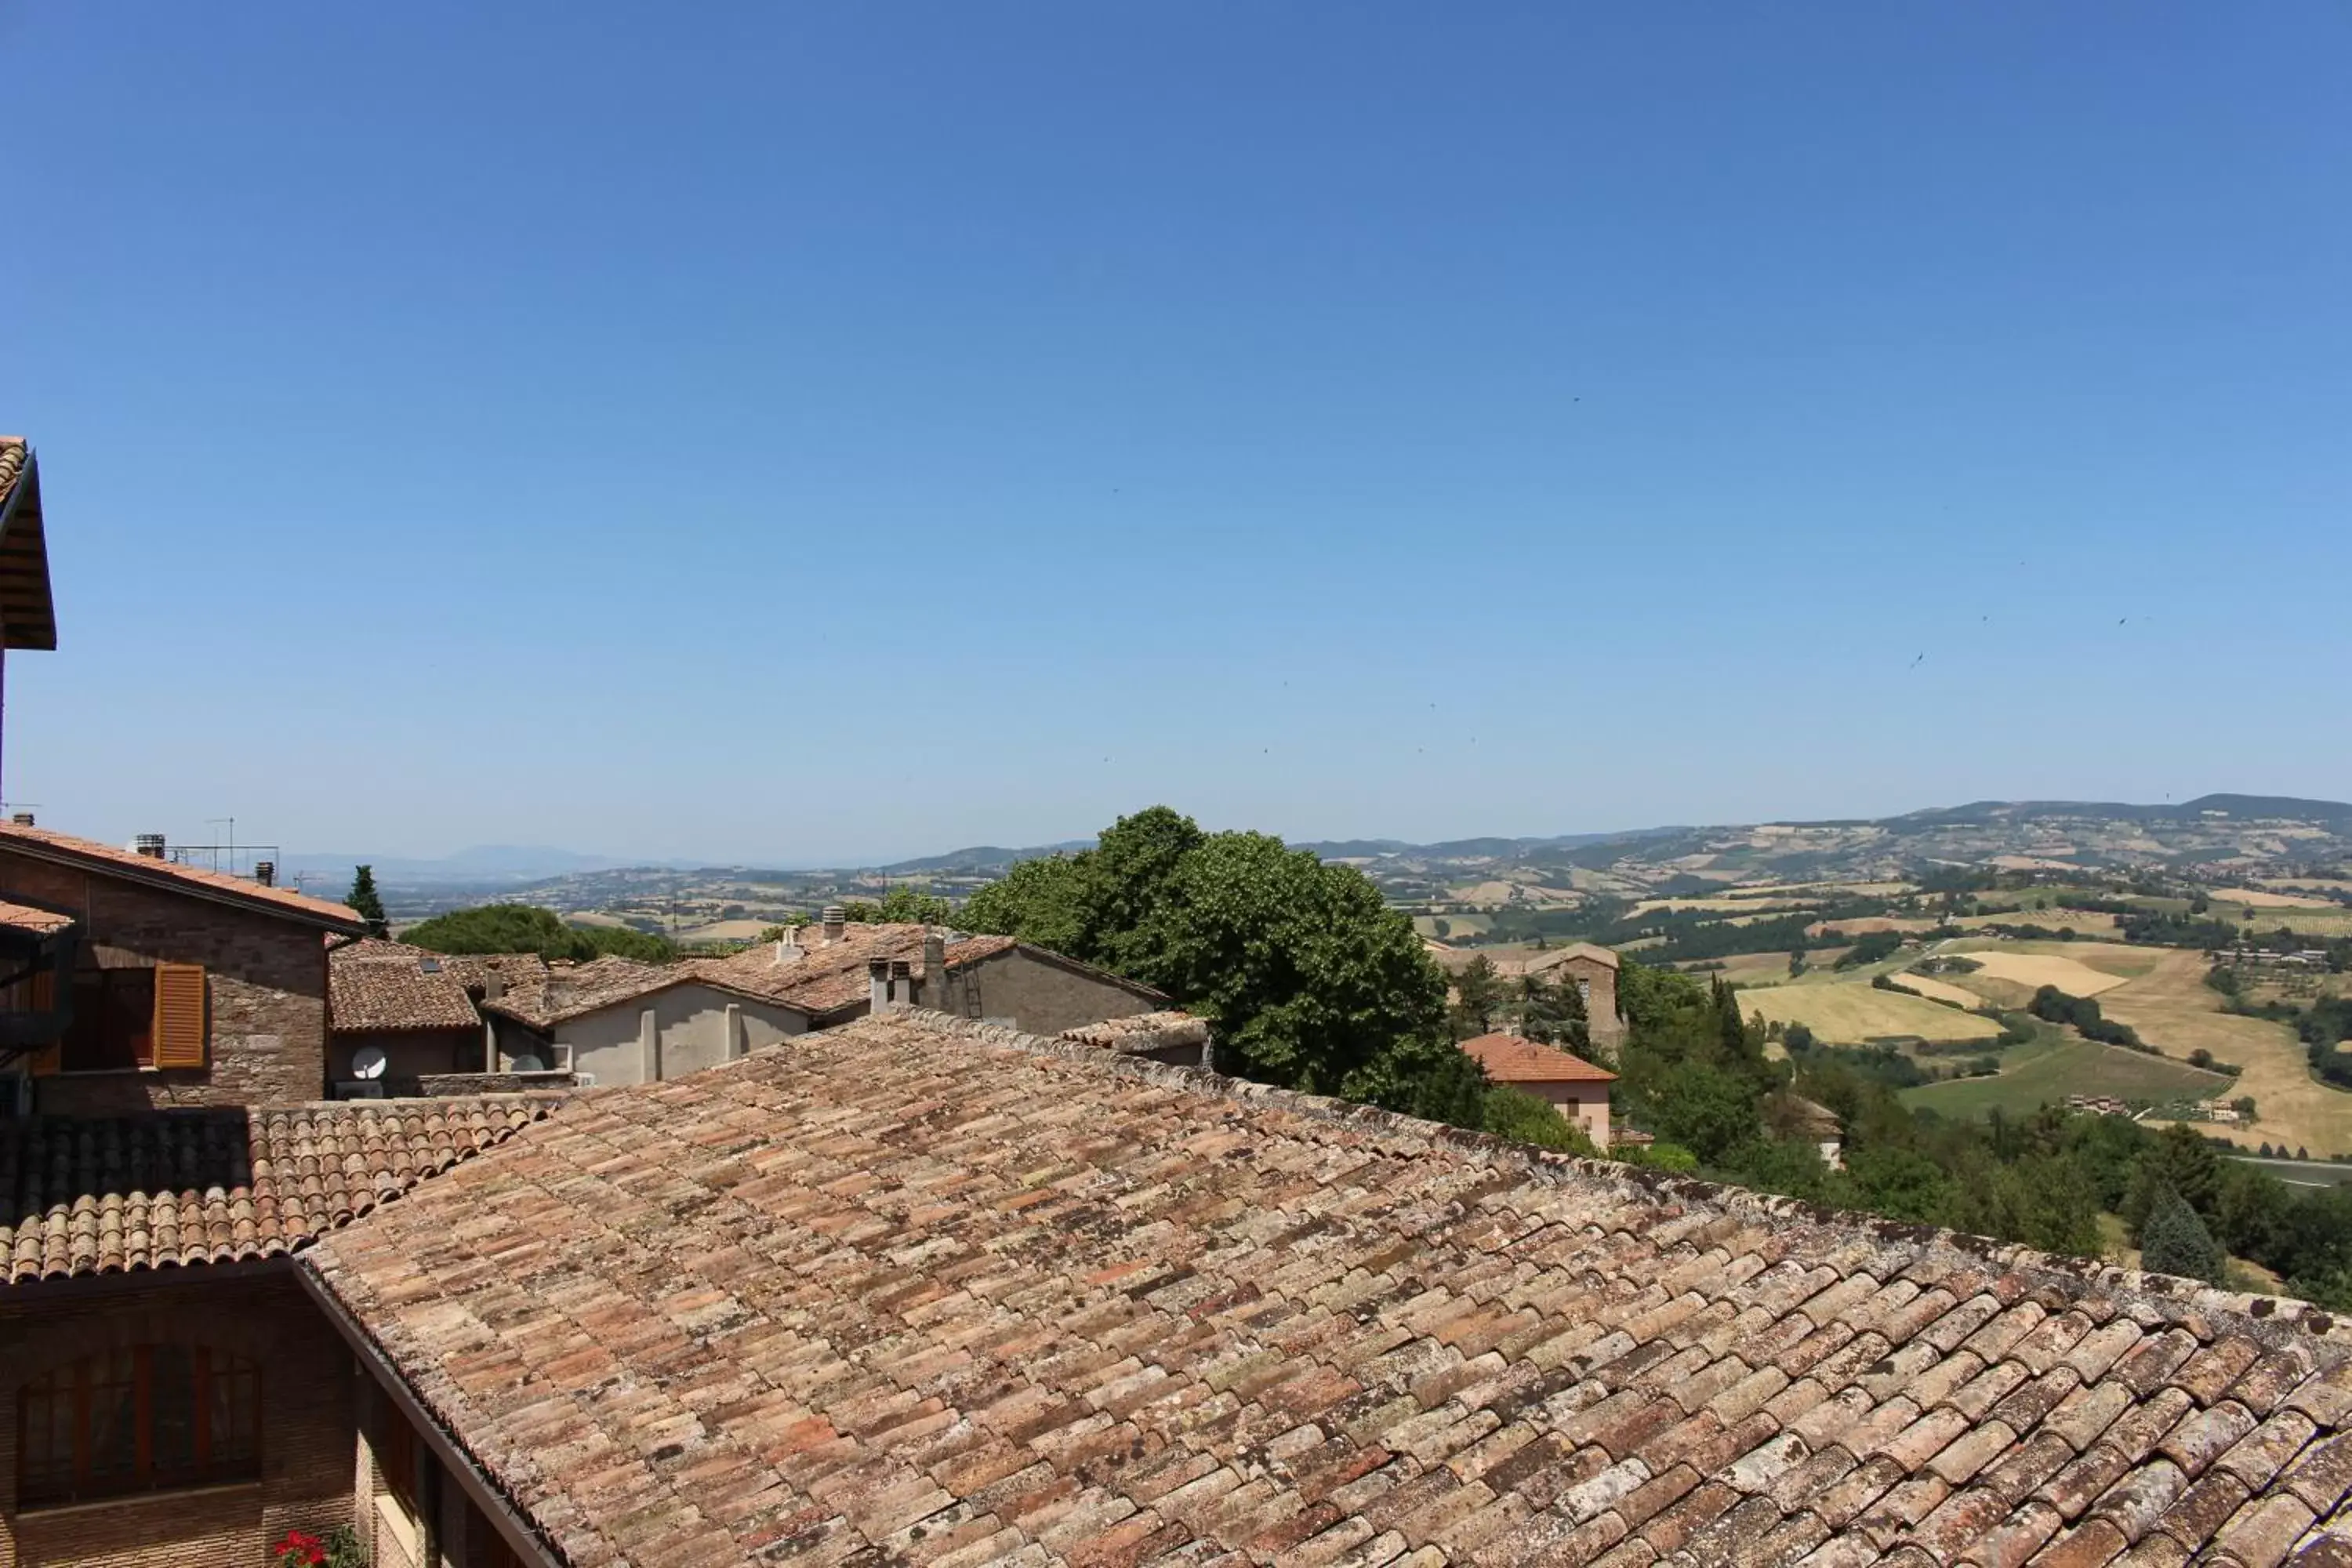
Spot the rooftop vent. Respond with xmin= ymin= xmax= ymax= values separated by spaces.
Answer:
xmin=253 ymin=860 xmax=276 ymax=887
xmin=9 ymin=813 xmax=31 ymax=827
xmin=133 ymin=833 xmax=166 ymax=859
xmin=822 ymin=905 xmax=847 ymax=944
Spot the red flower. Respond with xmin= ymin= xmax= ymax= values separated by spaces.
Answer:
xmin=272 ymin=1530 xmax=327 ymax=1566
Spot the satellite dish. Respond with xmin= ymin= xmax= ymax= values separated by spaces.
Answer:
xmin=350 ymin=1044 xmax=388 ymax=1081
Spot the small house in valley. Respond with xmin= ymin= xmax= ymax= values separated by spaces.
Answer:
xmin=1457 ymin=1029 xmax=1617 ymax=1145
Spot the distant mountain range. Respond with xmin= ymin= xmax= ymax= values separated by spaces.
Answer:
xmin=307 ymin=794 xmax=2352 ymax=898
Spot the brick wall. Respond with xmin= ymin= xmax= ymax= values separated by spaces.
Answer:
xmin=0 ymin=848 xmax=332 ymax=1112
xmin=0 ymin=1268 xmax=354 ymax=1568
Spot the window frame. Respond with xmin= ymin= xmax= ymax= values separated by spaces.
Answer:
xmin=15 ymin=1344 xmax=263 ymax=1510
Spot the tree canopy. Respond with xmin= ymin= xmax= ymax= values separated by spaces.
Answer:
xmin=401 ymin=903 xmax=677 ymax=964
xmin=960 ymin=807 xmax=1492 ymax=1123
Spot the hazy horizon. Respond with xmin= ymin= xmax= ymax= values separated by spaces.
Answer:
xmin=10 ymin=4 xmax=2348 ymax=864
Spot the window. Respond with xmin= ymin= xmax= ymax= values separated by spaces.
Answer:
xmin=1576 ymin=978 xmax=1592 ymax=1004
xmin=60 ymin=970 xmax=154 ymax=1071
xmin=16 ymin=1346 xmax=261 ymax=1508
xmin=49 ymin=963 xmax=204 ymax=1074
xmin=374 ymin=1399 xmax=420 ymax=1521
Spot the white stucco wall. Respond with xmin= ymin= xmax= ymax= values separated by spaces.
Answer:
xmin=516 ymin=983 xmax=808 ymax=1087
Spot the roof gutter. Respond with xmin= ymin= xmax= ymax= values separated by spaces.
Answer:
xmin=293 ymin=1261 xmax=567 ymax=1568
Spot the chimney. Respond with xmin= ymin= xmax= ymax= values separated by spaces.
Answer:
xmin=9 ymin=812 xmax=31 ymax=827
xmin=134 ymin=833 xmax=166 ymax=859
xmin=485 ymin=968 xmax=506 ymax=1003
xmin=888 ymin=958 xmax=913 ymax=1007
xmin=867 ymin=956 xmax=890 ymax=1013
xmin=772 ymin=924 xmax=804 ymax=966
xmin=922 ymin=930 xmax=946 ymax=1009
xmin=822 ymin=905 xmax=847 ymax=945
xmin=253 ymin=860 xmax=275 ymax=887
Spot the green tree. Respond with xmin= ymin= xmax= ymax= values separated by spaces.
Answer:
xmin=2125 ymin=1123 xmax=2223 ymax=1236
xmin=402 ymin=903 xmax=677 ymax=964
xmin=1788 ymin=949 xmax=1807 ymax=978
xmin=2140 ymin=1184 xmax=2227 ymax=1284
xmin=960 ymin=808 xmax=1463 ymax=1120
xmin=1481 ymin=1085 xmax=1599 ymax=1154
xmin=347 ymin=866 xmax=390 ymax=940
xmin=838 ymin=886 xmax=954 ymax=925
xmin=1517 ymin=972 xmax=1591 ymax=1053
xmin=1646 ymin=1062 xmax=1760 ymax=1164
xmin=958 ymin=853 xmax=1089 ymax=955
xmin=1448 ymin=956 xmax=1507 ymax=1040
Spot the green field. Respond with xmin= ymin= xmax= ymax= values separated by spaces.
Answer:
xmin=2212 ymin=904 xmax=2352 ymax=936
xmin=1901 ymin=1033 xmax=2234 ymax=1120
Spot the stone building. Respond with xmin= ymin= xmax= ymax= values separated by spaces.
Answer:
xmin=0 ymin=821 xmax=367 ymax=1115
xmin=1457 ymin=1029 xmax=1617 ymax=1145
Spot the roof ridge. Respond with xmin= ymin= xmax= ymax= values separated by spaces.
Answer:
xmin=869 ymin=1007 xmax=2352 ymax=1350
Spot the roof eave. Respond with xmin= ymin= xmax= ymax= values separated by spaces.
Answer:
xmin=0 ymin=836 xmax=365 ymax=932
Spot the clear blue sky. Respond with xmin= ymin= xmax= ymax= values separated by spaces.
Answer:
xmin=8 ymin=3 xmax=2347 ymax=865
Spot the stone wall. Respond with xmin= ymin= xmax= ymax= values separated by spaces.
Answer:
xmin=0 ymin=848 xmax=333 ymax=1112
xmin=923 ymin=949 xmax=1161 ymax=1037
xmin=0 ymin=1268 xmax=355 ymax=1568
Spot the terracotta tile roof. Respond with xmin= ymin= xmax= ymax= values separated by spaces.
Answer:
xmin=685 ymin=924 xmax=1029 ymax=1018
xmin=330 ymin=939 xmax=484 ymax=1033
xmin=305 ymin=1010 xmax=2352 ymax=1568
xmin=0 ymin=820 xmax=363 ymax=929
xmin=1504 ymin=942 xmax=1621 ymax=978
xmin=1060 ymin=1008 xmax=1210 ymax=1057
xmin=481 ymin=955 xmax=672 ymax=1029
xmin=0 ymin=898 xmax=75 ymax=937
xmin=1461 ymin=1030 xmax=1618 ymax=1083
xmin=2 ymin=1098 xmax=556 ymax=1284
xmin=437 ymin=951 xmax=551 ymax=996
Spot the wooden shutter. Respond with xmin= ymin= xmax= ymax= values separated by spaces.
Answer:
xmin=151 ymin=964 xmax=207 ymax=1068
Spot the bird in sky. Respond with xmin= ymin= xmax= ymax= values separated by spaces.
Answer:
xmin=1910 ymin=652 xmax=1926 ymax=669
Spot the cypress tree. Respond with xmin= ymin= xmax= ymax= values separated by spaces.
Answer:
xmin=347 ymin=865 xmax=390 ymax=940
xmin=2140 ymin=1184 xmax=2227 ymax=1285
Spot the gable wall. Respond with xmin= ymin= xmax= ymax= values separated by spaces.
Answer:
xmin=549 ymin=982 xmax=806 ymax=1087
xmin=0 ymin=849 xmax=332 ymax=1112
xmin=924 ymin=949 xmax=1159 ymax=1036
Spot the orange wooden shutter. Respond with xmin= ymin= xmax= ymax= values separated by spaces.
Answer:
xmin=151 ymin=964 xmax=207 ymax=1068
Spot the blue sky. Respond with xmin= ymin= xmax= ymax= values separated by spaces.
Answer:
xmin=7 ymin=3 xmax=2347 ymax=865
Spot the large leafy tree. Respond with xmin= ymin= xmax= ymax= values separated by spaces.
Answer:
xmin=403 ymin=903 xmax=676 ymax=964
xmin=960 ymin=807 xmax=1465 ymax=1120
xmin=347 ymin=866 xmax=390 ymax=940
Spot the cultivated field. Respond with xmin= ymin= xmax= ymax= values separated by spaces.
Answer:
xmin=2212 ymin=906 xmax=2352 ymax=937
xmin=1945 ymin=945 xmax=2145 ymax=996
xmin=1886 ymin=972 xmax=1983 ymax=1009
xmin=1902 ymin=1036 xmax=2232 ymax=1120
xmin=2222 ymin=888 xmax=2341 ymax=909
xmin=1955 ymin=907 xmax=2121 ymax=936
xmin=1740 ymin=982 xmax=2002 ymax=1045
xmin=677 ymin=918 xmax=777 ymax=943
xmin=2093 ymin=947 xmax=2352 ymax=1159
